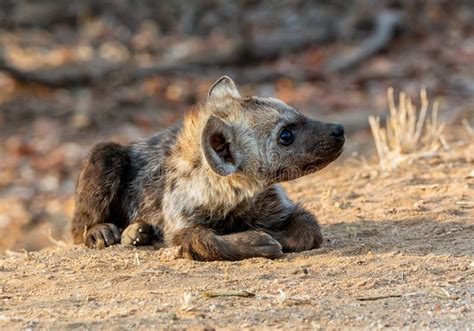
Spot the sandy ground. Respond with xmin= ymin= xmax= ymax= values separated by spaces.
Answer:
xmin=0 ymin=139 xmax=473 ymax=330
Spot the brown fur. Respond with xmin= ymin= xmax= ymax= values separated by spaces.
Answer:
xmin=71 ymin=76 xmax=344 ymax=261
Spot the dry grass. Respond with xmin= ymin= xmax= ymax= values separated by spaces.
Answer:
xmin=369 ymin=87 xmax=448 ymax=170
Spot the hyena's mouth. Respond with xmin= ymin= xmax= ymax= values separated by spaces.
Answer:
xmin=269 ymin=147 xmax=344 ymax=182
xmin=302 ymin=160 xmax=328 ymax=173
xmin=332 ymin=146 xmax=344 ymax=160
xmin=303 ymin=147 xmax=344 ymax=172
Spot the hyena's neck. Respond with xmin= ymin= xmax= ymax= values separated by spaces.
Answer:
xmin=164 ymin=107 xmax=265 ymax=218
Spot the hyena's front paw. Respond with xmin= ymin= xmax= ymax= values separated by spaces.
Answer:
xmin=226 ymin=231 xmax=283 ymax=259
xmin=246 ymin=231 xmax=284 ymax=259
xmin=121 ymin=222 xmax=154 ymax=246
xmin=85 ymin=223 xmax=121 ymax=249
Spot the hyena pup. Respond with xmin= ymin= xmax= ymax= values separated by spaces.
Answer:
xmin=71 ymin=76 xmax=345 ymax=261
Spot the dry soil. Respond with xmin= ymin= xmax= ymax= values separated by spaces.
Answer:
xmin=0 ymin=139 xmax=473 ymax=330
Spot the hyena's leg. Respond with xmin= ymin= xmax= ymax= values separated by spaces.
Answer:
xmin=244 ymin=185 xmax=323 ymax=253
xmin=71 ymin=142 xmax=131 ymax=248
xmin=263 ymin=205 xmax=323 ymax=253
xmin=171 ymin=226 xmax=283 ymax=261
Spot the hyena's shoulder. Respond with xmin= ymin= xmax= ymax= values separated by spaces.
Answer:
xmin=123 ymin=121 xmax=183 ymax=222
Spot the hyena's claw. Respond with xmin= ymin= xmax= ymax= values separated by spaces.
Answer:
xmin=121 ymin=222 xmax=153 ymax=246
xmin=85 ymin=223 xmax=121 ymax=249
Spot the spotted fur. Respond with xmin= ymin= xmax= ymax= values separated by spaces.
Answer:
xmin=71 ymin=76 xmax=344 ymax=260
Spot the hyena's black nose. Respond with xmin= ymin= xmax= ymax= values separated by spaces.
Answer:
xmin=330 ymin=124 xmax=345 ymax=138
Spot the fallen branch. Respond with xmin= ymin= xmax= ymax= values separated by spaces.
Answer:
xmin=0 ymin=27 xmax=333 ymax=87
xmin=0 ymin=50 xmax=120 ymax=88
xmin=325 ymin=10 xmax=403 ymax=73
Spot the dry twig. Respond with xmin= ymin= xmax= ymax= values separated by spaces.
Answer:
xmin=44 ymin=228 xmax=70 ymax=248
xmin=356 ymin=294 xmax=402 ymax=301
xmin=429 ymin=287 xmax=459 ymax=300
xmin=202 ymin=290 xmax=255 ymax=298
xmin=462 ymin=119 xmax=474 ymax=137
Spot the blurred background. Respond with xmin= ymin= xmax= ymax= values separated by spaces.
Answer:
xmin=0 ymin=0 xmax=473 ymax=252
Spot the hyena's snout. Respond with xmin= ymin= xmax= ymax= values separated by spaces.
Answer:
xmin=299 ymin=120 xmax=345 ymax=172
xmin=273 ymin=119 xmax=345 ymax=182
xmin=311 ymin=120 xmax=345 ymax=154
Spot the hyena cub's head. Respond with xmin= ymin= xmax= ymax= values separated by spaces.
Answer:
xmin=201 ymin=76 xmax=345 ymax=183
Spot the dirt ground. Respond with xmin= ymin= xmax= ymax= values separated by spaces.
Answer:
xmin=0 ymin=134 xmax=472 ymax=330
xmin=1 ymin=0 xmax=474 ymax=254
xmin=1 ymin=2 xmax=473 ymax=329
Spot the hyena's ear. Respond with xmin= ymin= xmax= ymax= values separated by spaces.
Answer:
xmin=202 ymin=115 xmax=242 ymax=176
xmin=208 ymin=76 xmax=241 ymax=101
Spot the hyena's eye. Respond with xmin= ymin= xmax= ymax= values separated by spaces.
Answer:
xmin=278 ymin=128 xmax=294 ymax=146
